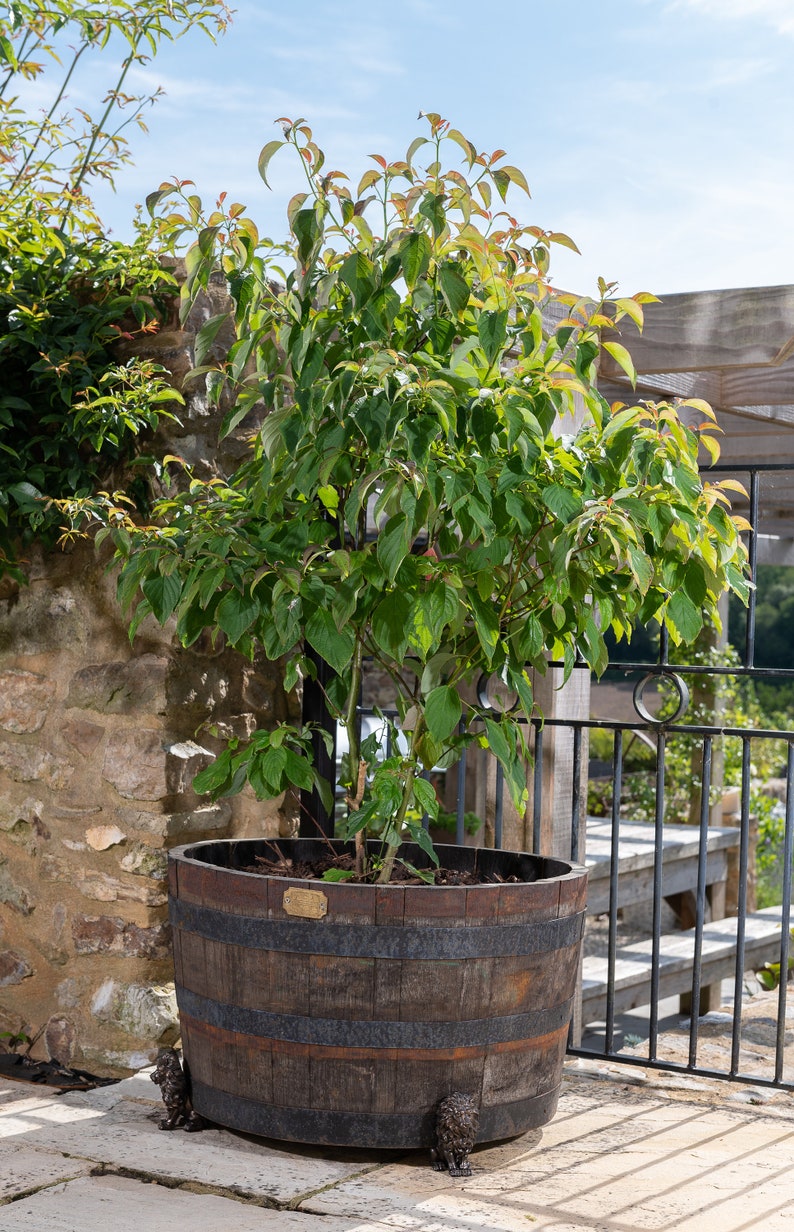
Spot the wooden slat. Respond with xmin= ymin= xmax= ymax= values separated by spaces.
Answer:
xmin=581 ymin=906 xmax=785 ymax=1021
xmin=601 ymin=286 xmax=794 ymax=374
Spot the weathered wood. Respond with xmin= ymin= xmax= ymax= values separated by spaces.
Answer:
xmin=600 ymin=286 xmax=794 ymax=375
xmin=170 ymin=838 xmax=587 ymax=1149
xmin=584 ymin=818 xmax=739 ymax=917
xmin=581 ymin=905 xmax=785 ymax=1021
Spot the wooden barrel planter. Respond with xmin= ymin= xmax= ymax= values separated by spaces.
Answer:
xmin=168 ymin=838 xmax=587 ymax=1149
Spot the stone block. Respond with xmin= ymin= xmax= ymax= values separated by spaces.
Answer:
xmin=165 ymin=739 xmax=213 ymax=800
xmin=0 ymin=584 xmax=87 ymax=654
xmin=66 ymin=655 xmax=167 ymax=714
xmin=55 ymin=977 xmax=81 ymax=1008
xmin=72 ymin=915 xmax=171 ymax=959
xmin=91 ymin=978 xmax=178 ymax=1041
xmin=44 ymin=1014 xmax=76 ymax=1064
xmin=102 ymin=729 xmax=167 ymax=801
xmin=0 ymin=669 xmax=56 ymax=733
xmin=119 ymin=845 xmax=168 ymax=879
xmin=0 ymin=865 xmax=33 ymax=914
xmin=61 ymin=718 xmax=105 ymax=756
xmin=164 ymin=800 xmax=232 ymax=837
xmin=0 ymin=950 xmax=32 ymax=985
xmin=85 ymin=825 xmax=126 ymax=851
xmin=0 ymin=742 xmax=73 ymax=788
xmin=75 ymin=870 xmax=167 ymax=907
xmin=0 ymin=803 xmax=49 ymax=852
xmin=41 ymin=854 xmax=71 ymax=883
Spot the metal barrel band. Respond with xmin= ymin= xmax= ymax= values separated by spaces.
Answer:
xmin=189 ymin=1080 xmax=560 ymax=1148
xmin=170 ymin=896 xmax=585 ymax=959
xmin=176 ymin=987 xmax=574 ymax=1049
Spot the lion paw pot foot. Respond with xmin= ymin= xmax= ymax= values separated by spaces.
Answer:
xmin=168 ymin=838 xmax=587 ymax=1150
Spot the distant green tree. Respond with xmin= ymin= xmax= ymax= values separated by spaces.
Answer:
xmin=729 ymin=564 xmax=794 ymax=713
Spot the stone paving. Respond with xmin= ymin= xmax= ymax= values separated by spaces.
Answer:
xmin=2 ymin=1061 xmax=794 ymax=1230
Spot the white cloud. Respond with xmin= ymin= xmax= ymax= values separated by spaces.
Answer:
xmin=670 ymin=0 xmax=794 ymax=35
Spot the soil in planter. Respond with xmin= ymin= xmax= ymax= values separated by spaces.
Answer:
xmin=241 ymin=847 xmax=523 ymax=886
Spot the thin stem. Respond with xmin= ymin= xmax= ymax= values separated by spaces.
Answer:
xmin=59 ymin=35 xmax=140 ymax=227
xmin=377 ymin=719 xmax=424 ymax=882
xmin=9 ymin=42 xmax=89 ymax=194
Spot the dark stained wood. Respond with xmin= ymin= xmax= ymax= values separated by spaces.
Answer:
xmin=169 ymin=839 xmax=587 ymax=1149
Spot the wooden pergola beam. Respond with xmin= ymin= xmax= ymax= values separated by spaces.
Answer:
xmin=600 ymin=285 xmax=794 ymax=376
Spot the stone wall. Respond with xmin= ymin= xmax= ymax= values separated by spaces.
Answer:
xmin=0 ymin=274 xmax=295 ymax=1073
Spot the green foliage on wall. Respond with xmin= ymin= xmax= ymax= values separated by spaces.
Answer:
xmin=0 ymin=1 xmax=230 ymax=580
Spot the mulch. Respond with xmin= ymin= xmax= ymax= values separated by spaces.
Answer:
xmin=0 ymin=1051 xmax=119 ymax=1091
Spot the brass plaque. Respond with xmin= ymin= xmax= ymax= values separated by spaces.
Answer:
xmin=282 ymin=888 xmax=328 ymax=919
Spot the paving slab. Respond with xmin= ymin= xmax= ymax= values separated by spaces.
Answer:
xmin=0 ymin=1076 xmax=379 ymax=1207
xmin=0 ymin=1173 xmax=360 ymax=1232
xmin=0 ymin=1143 xmax=92 ymax=1203
xmin=3 ymin=1067 xmax=794 ymax=1231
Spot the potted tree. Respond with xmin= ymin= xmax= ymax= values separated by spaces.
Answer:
xmin=72 ymin=115 xmax=749 ymax=1151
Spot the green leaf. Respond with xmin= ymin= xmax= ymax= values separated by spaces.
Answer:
xmin=305 ymin=607 xmax=355 ymax=673
xmin=400 ymin=232 xmax=431 ymax=289
xmin=194 ymin=312 xmax=229 ymax=366
xmin=498 ymin=164 xmax=531 ymax=196
xmin=424 ymin=684 xmax=462 ymax=744
xmin=142 ymin=573 xmax=181 ymax=624
xmin=339 ymin=251 xmax=376 ymax=306
xmin=477 ymin=309 xmax=508 ymax=366
xmin=216 ymin=589 xmax=259 ymax=644
xmin=665 ymin=590 xmax=703 ymax=645
xmin=419 ymin=192 xmax=446 ymax=237
xmin=293 ymin=208 xmax=321 ymax=264
xmin=542 ymin=484 xmax=582 ymax=523
xmin=470 ymin=592 xmax=500 ymax=663
xmin=412 ymin=775 xmax=440 ymax=819
xmin=602 ymin=340 xmax=637 ymax=386
xmin=428 ymin=317 xmax=456 ymax=353
xmin=406 ymin=135 xmax=430 ymax=164
xmin=483 ymin=717 xmax=527 ymax=813
xmin=258 ymin=139 xmax=285 ymax=187
xmin=376 ymin=514 xmax=412 ymax=583
xmin=439 ymin=264 xmax=470 ymax=316
xmin=371 ymin=592 xmax=412 ymax=659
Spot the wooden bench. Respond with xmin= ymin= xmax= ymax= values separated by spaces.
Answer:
xmin=585 ymin=817 xmax=740 ymax=920
xmin=581 ymin=905 xmax=786 ymax=1022
xmin=581 ymin=816 xmax=761 ymax=1023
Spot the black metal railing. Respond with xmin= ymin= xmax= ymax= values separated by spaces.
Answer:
xmin=302 ymin=462 xmax=794 ymax=1088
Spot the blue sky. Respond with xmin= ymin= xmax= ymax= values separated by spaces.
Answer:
xmin=84 ymin=0 xmax=794 ymax=298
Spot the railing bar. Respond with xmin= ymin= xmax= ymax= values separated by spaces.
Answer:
xmin=565 ymin=1047 xmax=794 ymax=1090
xmin=494 ymin=761 xmax=504 ymax=851
xmin=604 ymin=729 xmax=623 ymax=1055
xmin=688 ymin=736 xmax=712 ymax=1068
xmin=745 ymin=470 xmax=760 ymax=669
xmin=455 ymin=720 xmax=467 ymax=847
xmin=659 ymin=624 xmax=669 ymax=667
xmin=649 ymin=730 xmax=666 ymax=1058
xmin=707 ymin=461 xmax=794 ymax=473
xmin=595 ymin=664 xmax=794 ymax=680
xmin=570 ymin=726 xmax=582 ymax=864
xmin=774 ymin=742 xmax=794 ymax=1082
xmin=532 ymin=726 xmax=543 ymax=854
xmin=522 ymin=717 xmax=794 ymax=740
xmin=730 ymin=738 xmax=752 ymax=1075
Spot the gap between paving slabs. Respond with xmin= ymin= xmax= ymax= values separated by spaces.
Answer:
xmin=0 ymin=1071 xmax=415 ymax=1215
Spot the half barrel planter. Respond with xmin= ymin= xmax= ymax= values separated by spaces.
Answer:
xmin=168 ymin=837 xmax=588 ymax=1149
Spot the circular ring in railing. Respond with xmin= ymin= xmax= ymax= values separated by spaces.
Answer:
xmin=476 ymin=672 xmax=521 ymax=714
xmin=632 ymin=671 xmax=690 ymax=725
